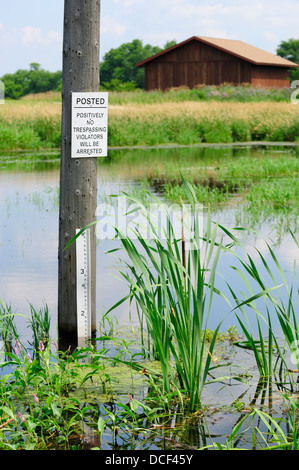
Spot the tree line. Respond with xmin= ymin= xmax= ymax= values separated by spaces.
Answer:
xmin=1 ymin=63 xmax=62 ymax=99
xmin=1 ymin=38 xmax=299 ymax=99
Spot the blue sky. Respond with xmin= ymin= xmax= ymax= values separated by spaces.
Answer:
xmin=1 ymin=0 xmax=299 ymax=76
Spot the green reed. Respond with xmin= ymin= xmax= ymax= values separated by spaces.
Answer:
xmin=28 ymin=303 xmax=51 ymax=355
xmin=0 ymin=303 xmax=18 ymax=354
xmin=106 ymin=179 xmax=278 ymax=410
xmin=205 ymin=403 xmax=297 ymax=450
xmin=107 ymin=189 xmax=218 ymax=409
xmin=224 ymin=226 xmax=299 ymax=381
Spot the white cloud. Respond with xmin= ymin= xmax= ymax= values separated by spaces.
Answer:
xmin=21 ymin=26 xmax=61 ymax=47
xmin=169 ymin=2 xmax=264 ymax=21
xmin=21 ymin=26 xmax=41 ymax=45
xmin=263 ymin=31 xmax=279 ymax=43
xmin=166 ymin=0 xmax=299 ymax=33
xmin=0 ymin=22 xmax=62 ymax=74
xmin=112 ymin=0 xmax=142 ymax=6
xmin=0 ymin=24 xmax=19 ymax=46
xmin=101 ymin=16 xmax=128 ymax=36
xmin=0 ymin=23 xmax=61 ymax=49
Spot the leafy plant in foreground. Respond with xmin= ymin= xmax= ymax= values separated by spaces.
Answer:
xmin=0 ymin=339 xmax=94 ymax=449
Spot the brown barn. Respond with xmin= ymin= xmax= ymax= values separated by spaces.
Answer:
xmin=136 ymin=36 xmax=298 ymax=91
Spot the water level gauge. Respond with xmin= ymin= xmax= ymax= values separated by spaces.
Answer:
xmin=76 ymin=228 xmax=91 ymax=349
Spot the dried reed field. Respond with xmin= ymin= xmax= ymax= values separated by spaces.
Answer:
xmin=0 ymin=98 xmax=61 ymax=123
xmin=1 ymin=94 xmax=298 ymax=121
xmin=110 ymin=100 xmax=298 ymax=118
xmin=1 ymin=90 xmax=299 ymax=149
xmin=108 ymin=101 xmax=299 ymax=146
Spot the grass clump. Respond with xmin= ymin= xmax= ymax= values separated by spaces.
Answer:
xmin=145 ymin=152 xmax=299 ymax=234
xmin=0 ymin=90 xmax=299 ymax=150
xmin=107 ymin=101 xmax=299 ymax=147
xmin=105 ymin=180 xmax=295 ymax=411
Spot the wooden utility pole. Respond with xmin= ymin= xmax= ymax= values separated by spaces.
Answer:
xmin=58 ymin=0 xmax=100 ymax=350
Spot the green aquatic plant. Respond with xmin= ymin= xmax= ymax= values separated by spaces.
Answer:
xmin=28 ymin=303 xmax=51 ymax=356
xmin=204 ymin=406 xmax=294 ymax=450
xmin=105 ymin=180 xmax=275 ymax=411
xmin=0 ymin=303 xmax=18 ymax=354
xmin=0 ymin=339 xmax=101 ymax=450
xmin=225 ymin=227 xmax=299 ymax=382
xmin=106 ymin=191 xmax=223 ymax=409
xmin=146 ymin=153 xmax=299 ymax=229
xmin=209 ymin=393 xmax=299 ymax=450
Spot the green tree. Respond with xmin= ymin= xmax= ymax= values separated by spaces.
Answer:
xmin=163 ymin=40 xmax=177 ymax=50
xmin=28 ymin=64 xmax=61 ymax=94
xmin=100 ymin=39 xmax=176 ymax=89
xmin=2 ymin=79 xmax=23 ymax=99
xmin=1 ymin=64 xmax=62 ymax=99
xmin=277 ymin=38 xmax=299 ymax=81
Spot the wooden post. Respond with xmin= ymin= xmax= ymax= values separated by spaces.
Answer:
xmin=58 ymin=0 xmax=100 ymax=350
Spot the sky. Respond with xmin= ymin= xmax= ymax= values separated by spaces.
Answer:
xmin=0 ymin=0 xmax=299 ymax=76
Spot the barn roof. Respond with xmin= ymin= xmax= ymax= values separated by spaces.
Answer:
xmin=136 ymin=36 xmax=298 ymax=68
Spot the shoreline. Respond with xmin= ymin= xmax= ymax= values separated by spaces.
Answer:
xmin=0 ymin=140 xmax=299 ymax=156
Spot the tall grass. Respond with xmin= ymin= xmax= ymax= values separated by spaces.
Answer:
xmin=0 ymin=303 xmax=17 ymax=354
xmin=205 ymin=398 xmax=299 ymax=450
xmin=0 ymin=302 xmax=51 ymax=359
xmin=223 ymin=226 xmax=299 ymax=381
xmin=109 ymin=199 xmax=224 ymax=410
xmin=28 ymin=303 xmax=51 ymax=354
xmin=0 ymin=96 xmax=61 ymax=150
xmin=0 ymin=91 xmax=299 ymax=149
xmin=148 ymin=153 xmax=299 ymax=234
xmin=108 ymin=101 xmax=299 ymax=146
xmin=105 ymin=84 xmax=292 ymax=105
xmin=105 ymin=180 xmax=282 ymax=410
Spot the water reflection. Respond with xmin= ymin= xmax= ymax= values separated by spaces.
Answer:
xmin=0 ymin=146 xmax=298 ymax=345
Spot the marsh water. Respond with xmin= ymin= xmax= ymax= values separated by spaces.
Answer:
xmin=0 ymin=145 xmax=298 ymax=449
xmin=0 ymin=145 xmax=297 ymax=337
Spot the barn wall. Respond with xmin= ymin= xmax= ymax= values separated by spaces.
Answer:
xmin=251 ymin=65 xmax=290 ymax=88
xmin=143 ymin=40 xmax=291 ymax=91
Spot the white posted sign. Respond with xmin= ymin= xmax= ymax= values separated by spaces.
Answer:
xmin=71 ymin=92 xmax=108 ymax=158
